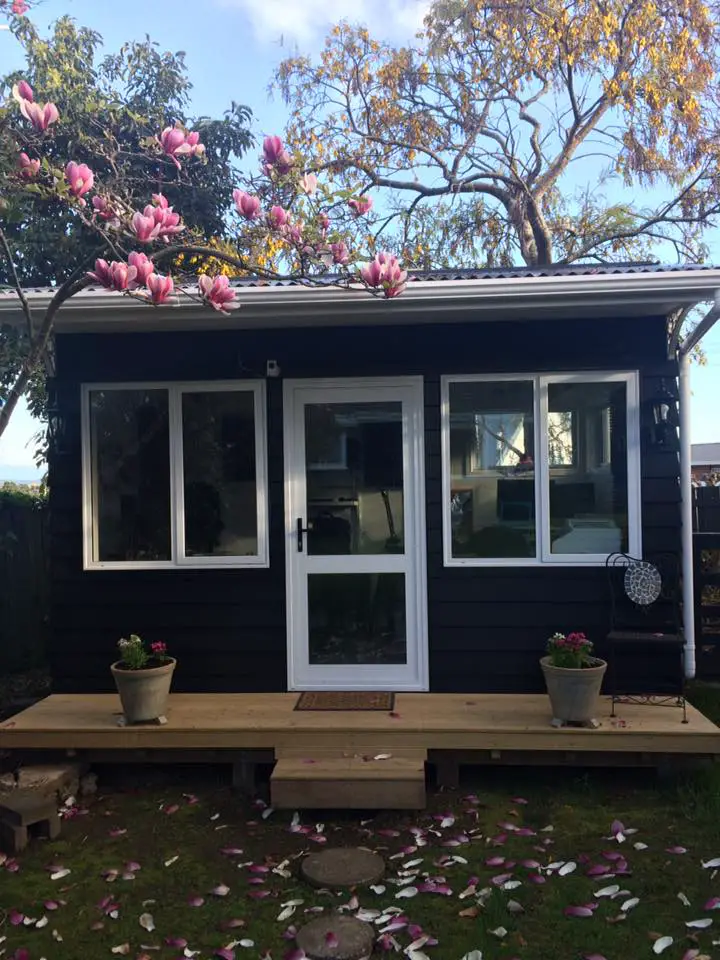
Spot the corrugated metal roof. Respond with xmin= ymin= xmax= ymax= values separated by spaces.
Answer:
xmin=0 ymin=261 xmax=717 ymax=299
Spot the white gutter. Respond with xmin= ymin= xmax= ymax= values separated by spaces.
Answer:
xmin=677 ymin=292 xmax=720 ymax=679
xmin=2 ymin=267 xmax=720 ymax=329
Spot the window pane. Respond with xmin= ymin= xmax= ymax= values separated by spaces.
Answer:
xmin=182 ymin=390 xmax=258 ymax=557
xmin=304 ymin=401 xmax=404 ymax=555
xmin=448 ymin=381 xmax=535 ymax=558
xmin=89 ymin=389 xmax=171 ymax=562
xmin=548 ymin=380 xmax=628 ymax=555
xmin=308 ymin=573 xmax=406 ymax=664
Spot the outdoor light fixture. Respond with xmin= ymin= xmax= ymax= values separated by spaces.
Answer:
xmin=46 ymin=385 xmax=66 ymax=455
xmin=650 ymin=378 xmax=675 ymax=447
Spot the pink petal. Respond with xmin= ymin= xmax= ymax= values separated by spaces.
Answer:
xmin=10 ymin=909 xmax=25 ymax=925
xmin=511 ymin=797 xmax=529 ymax=805
xmin=325 ymin=932 xmax=339 ymax=948
xmin=187 ymin=896 xmax=205 ymax=907
xmin=666 ymin=846 xmax=687 ymax=855
xmin=164 ymin=804 xmax=180 ymax=815
xmin=704 ymin=897 xmax=720 ymax=910
xmin=215 ymin=950 xmax=235 ymax=960
xmin=564 ymin=905 xmax=595 ymax=918
xmin=248 ymin=889 xmax=272 ymax=899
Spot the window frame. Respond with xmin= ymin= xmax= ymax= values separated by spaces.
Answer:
xmin=441 ymin=371 xmax=642 ymax=567
xmin=81 ymin=380 xmax=269 ymax=571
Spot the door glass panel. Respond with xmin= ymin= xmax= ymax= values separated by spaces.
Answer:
xmin=548 ymin=380 xmax=628 ymax=554
xmin=308 ymin=573 xmax=407 ymax=664
xmin=304 ymin=401 xmax=404 ymax=555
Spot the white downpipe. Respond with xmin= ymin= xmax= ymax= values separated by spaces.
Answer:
xmin=679 ymin=350 xmax=695 ymax=678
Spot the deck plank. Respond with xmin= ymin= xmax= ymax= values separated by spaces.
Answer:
xmin=1 ymin=694 xmax=718 ymax=755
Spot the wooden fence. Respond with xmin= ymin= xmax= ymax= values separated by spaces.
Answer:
xmin=0 ymin=491 xmax=49 ymax=674
xmin=693 ymin=487 xmax=720 ymax=677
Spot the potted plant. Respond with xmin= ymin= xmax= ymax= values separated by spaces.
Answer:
xmin=540 ymin=632 xmax=607 ymax=726
xmin=111 ymin=635 xmax=175 ymax=724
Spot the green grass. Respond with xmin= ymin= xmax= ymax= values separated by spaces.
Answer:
xmin=3 ymin=760 xmax=720 ymax=960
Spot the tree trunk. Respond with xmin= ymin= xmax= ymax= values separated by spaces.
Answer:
xmin=507 ymin=191 xmax=553 ymax=266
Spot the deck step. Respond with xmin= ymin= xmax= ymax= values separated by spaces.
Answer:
xmin=270 ymin=753 xmax=427 ymax=810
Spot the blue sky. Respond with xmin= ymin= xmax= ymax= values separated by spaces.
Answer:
xmin=1 ymin=0 xmax=719 ymax=480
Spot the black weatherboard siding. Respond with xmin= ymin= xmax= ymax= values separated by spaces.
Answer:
xmin=49 ymin=314 xmax=680 ymax=694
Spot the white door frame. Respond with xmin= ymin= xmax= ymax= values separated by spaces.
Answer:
xmin=283 ymin=376 xmax=428 ymax=691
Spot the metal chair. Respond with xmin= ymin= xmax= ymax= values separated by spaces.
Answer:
xmin=605 ymin=552 xmax=686 ymax=722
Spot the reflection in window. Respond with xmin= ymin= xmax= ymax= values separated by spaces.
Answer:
xmin=304 ymin=402 xmax=405 ymax=556
xmin=182 ymin=391 xmax=258 ymax=557
xmin=549 ymin=381 xmax=628 ymax=555
xmin=449 ymin=380 xmax=535 ymax=558
xmin=308 ymin=573 xmax=407 ymax=664
xmin=89 ymin=389 xmax=171 ymax=562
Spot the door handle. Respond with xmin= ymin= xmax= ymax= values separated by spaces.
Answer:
xmin=296 ymin=517 xmax=313 ymax=552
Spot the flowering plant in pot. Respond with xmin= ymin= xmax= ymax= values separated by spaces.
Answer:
xmin=540 ymin=632 xmax=607 ymax=727
xmin=111 ymin=635 xmax=176 ymax=724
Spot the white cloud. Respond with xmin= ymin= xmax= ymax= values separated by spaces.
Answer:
xmin=216 ymin=0 xmax=430 ymax=47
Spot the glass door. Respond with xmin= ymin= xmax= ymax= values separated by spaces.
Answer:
xmin=284 ymin=378 xmax=428 ymax=690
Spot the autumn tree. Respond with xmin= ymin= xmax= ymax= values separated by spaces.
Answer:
xmin=276 ymin=0 xmax=720 ymax=268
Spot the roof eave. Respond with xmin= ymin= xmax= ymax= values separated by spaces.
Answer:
xmin=1 ymin=268 xmax=719 ymax=331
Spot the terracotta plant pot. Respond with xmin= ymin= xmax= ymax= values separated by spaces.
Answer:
xmin=540 ymin=655 xmax=607 ymax=724
xmin=110 ymin=658 xmax=176 ymax=724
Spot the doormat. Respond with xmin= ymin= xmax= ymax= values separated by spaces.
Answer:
xmin=294 ymin=691 xmax=395 ymax=712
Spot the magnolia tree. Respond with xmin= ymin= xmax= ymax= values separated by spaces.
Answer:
xmin=0 ymin=10 xmax=407 ymax=442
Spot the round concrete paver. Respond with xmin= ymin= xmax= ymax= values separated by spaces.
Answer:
xmin=296 ymin=913 xmax=375 ymax=960
xmin=300 ymin=847 xmax=385 ymax=889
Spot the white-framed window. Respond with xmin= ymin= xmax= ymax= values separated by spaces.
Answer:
xmin=441 ymin=371 xmax=641 ymax=566
xmin=81 ymin=381 xmax=268 ymax=570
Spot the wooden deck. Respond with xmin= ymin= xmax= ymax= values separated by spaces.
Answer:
xmin=1 ymin=693 xmax=718 ymax=756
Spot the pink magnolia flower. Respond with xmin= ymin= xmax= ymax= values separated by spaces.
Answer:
xmin=284 ymin=220 xmax=304 ymax=245
xmin=146 ymin=273 xmax=174 ymax=304
xmin=299 ymin=172 xmax=318 ymax=196
xmin=87 ymin=259 xmax=137 ymax=292
xmin=128 ymin=251 xmax=154 ymax=287
xmin=92 ymin=195 xmax=117 ymax=223
xmin=159 ymin=126 xmax=187 ymax=167
xmin=348 ymin=195 xmax=373 ymax=216
xmin=232 ymin=189 xmax=261 ymax=220
xmin=159 ymin=126 xmax=204 ymax=167
xmin=360 ymin=252 xmax=407 ymax=298
xmin=131 ymin=211 xmax=162 ymax=243
xmin=152 ymin=193 xmax=170 ymax=209
xmin=12 ymin=0 xmax=30 ymax=13
xmin=17 ymin=152 xmax=40 ymax=178
xmin=331 ymin=241 xmax=351 ymax=265
xmin=13 ymin=80 xmax=33 ymax=102
xmin=184 ymin=130 xmax=205 ymax=157
xmin=198 ymin=274 xmax=238 ymax=314
xmin=145 ymin=203 xmax=183 ymax=240
xmin=317 ymin=211 xmax=330 ymax=232
xmin=262 ymin=135 xmax=293 ymax=174
xmin=65 ymin=161 xmax=94 ymax=204
xmin=267 ymin=205 xmax=289 ymax=230
xmin=17 ymin=97 xmax=59 ymax=132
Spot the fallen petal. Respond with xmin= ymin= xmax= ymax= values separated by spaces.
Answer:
xmin=653 ymin=937 xmax=674 ymax=954
xmin=212 ymin=884 xmax=231 ymax=897
xmin=564 ymin=906 xmax=594 ymax=918
xmin=686 ymin=918 xmax=712 ymax=928
xmin=139 ymin=913 xmax=155 ymax=932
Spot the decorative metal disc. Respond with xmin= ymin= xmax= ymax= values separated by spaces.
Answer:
xmin=624 ymin=561 xmax=662 ymax=606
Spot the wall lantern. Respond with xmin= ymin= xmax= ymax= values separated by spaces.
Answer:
xmin=46 ymin=382 xmax=66 ymax=455
xmin=649 ymin=378 xmax=675 ymax=447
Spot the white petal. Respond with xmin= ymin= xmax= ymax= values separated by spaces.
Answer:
xmin=490 ymin=927 xmax=508 ymax=938
xmin=703 ymin=858 xmax=720 ymax=869
xmin=559 ymin=862 xmax=577 ymax=876
xmin=653 ymin=936 xmax=673 ymax=954
xmin=678 ymin=892 xmax=691 ymax=907
xmin=686 ymin=918 xmax=712 ymax=929
xmin=595 ymin=885 xmax=621 ymax=898
xmin=370 ymin=885 xmax=386 ymax=895
xmin=139 ymin=913 xmax=155 ymax=932
xmin=395 ymin=887 xmax=418 ymax=899
xmin=621 ymin=898 xmax=639 ymax=912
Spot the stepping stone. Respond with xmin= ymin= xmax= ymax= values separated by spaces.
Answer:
xmin=296 ymin=913 xmax=374 ymax=960
xmin=300 ymin=847 xmax=385 ymax=889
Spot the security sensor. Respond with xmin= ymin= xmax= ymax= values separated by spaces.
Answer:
xmin=266 ymin=360 xmax=281 ymax=378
